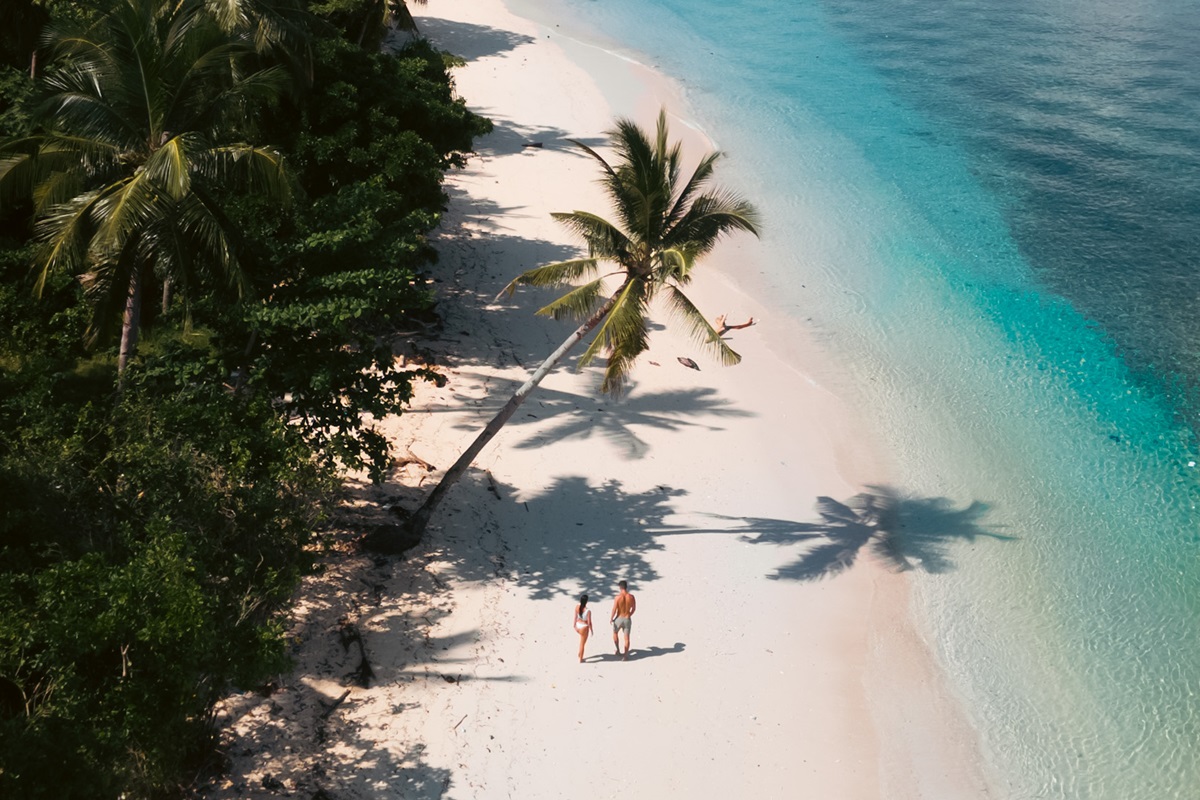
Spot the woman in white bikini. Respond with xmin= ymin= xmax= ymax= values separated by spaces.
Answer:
xmin=573 ymin=593 xmax=593 ymax=662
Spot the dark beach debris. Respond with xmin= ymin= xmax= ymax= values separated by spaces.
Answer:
xmin=318 ymin=689 xmax=351 ymax=720
xmin=395 ymin=449 xmax=435 ymax=472
xmin=677 ymin=356 xmax=700 ymax=371
xmin=454 ymin=714 xmax=468 ymax=731
xmin=337 ymin=620 xmax=375 ymax=688
xmin=442 ymin=674 xmax=458 ymax=684
xmin=522 ymin=141 xmax=544 ymax=148
xmin=486 ymin=471 xmax=502 ymax=500
xmin=363 ymin=520 xmax=420 ymax=556
xmin=648 ymin=360 xmax=660 ymax=366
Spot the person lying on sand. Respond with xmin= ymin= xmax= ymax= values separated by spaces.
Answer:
xmin=714 ymin=314 xmax=755 ymax=335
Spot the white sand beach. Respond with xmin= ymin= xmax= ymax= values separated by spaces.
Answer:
xmin=201 ymin=1 xmax=997 ymax=797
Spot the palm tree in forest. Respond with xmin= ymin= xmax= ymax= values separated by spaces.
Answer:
xmin=0 ymin=0 xmax=292 ymax=377
xmin=205 ymin=0 xmax=314 ymax=75
xmin=407 ymin=110 xmax=760 ymax=536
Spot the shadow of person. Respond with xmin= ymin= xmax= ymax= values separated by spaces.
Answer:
xmin=582 ymin=642 xmax=685 ymax=663
xmin=627 ymin=642 xmax=686 ymax=661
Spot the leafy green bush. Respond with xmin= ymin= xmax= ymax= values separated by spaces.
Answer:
xmin=0 ymin=366 xmax=331 ymax=798
xmin=0 ymin=1 xmax=491 ymax=795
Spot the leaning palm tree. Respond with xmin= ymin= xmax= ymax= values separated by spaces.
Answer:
xmin=407 ymin=110 xmax=760 ymax=536
xmin=0 ymin=0 xmax=292 ymax=377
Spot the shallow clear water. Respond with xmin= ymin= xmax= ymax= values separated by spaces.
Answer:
xmin=509 ymin=0 xmax=1200 ymax=796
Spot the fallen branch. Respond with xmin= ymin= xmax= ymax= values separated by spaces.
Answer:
xmin=319 ymin=689 xmax=352 ymax=720
xmin=337 ymin=621 xmax=376 ymax=688
xmin=396 ymin=450 xmax=435 ymax=471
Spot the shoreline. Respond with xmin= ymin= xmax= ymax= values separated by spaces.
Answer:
xmin=201 ymin=0 xmax=996 ymax=797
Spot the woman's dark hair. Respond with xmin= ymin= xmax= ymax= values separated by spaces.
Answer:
xmin=578 ymin=593 xmax=588 ymax=613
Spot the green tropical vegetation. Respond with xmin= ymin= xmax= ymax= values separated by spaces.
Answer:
xmin=406 ymin=110 xmax=760 ymax=536
xmin=2 ymin=0 xmax=293 ymax=377
xmin=0 ymin=0 xmax=488 ymax=796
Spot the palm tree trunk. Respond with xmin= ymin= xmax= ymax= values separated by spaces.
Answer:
xmin=117 ymin=269 xmax=142 ymax=381
xmin=161 ymin=277 xmax=172 ymax=314
xmin=404 ymin=289 xmax=623 ymax=540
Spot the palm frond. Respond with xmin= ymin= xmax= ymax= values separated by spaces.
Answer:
xmin=666 ymin=150 xmax=719 ymax=229
xmin=144 ymin=133 xmax=196 ymax=200
xmin=499 ymin=258 xmax=599 ymax=296
xmin=213 ymin=62 xmax=292 ymax=120
xmin=662 ymin=284 xmax=741 ymax=367
xmin=534 ymin=277 xmax=606 ymax=321
xmin=609 ymin=116 xmax=656 ymax=187
xmin=80 ymin=236 xmax=142 ymax=348
xmin=238 ymin=1 xmax=314 ymax=81
xmin=578 ymin=279 xmax=629 ymax=370
xmin=31 ymin=167 xmax=85 ymax=216
xmin=205 ymin=0 xmax=252 ymax=33
xmin=41 ymin=23 xmax=110 ymax=63
xmin=1 ymin=137 xmax=114 ymax=211
xmin=550 ymin=211 xmax=630 ymax=260
xmin=179 ymin=188 xmax=247 ymax=295
xmin=33 ymin=187 xmax=109 ymax=293
xmin=567 ymin=137 xmax=617 ymax=180
xmin=200 ymin=143 xmax=292 ymax=205
xmin=663 ymin=189 xmax=760 ymax=262
xmin=654 ymin=246 xmax=694 ymax=283
xmin=0 ymin=144 xmax=47 ymax=210
xmin=170 ymin=43 xmax=284 ymax=132
xmin=93 ymin=172 xmax=161 ymax=255
xmin=39 ymin=83 xmax=139 ymax=150
xmin=601 ymin=118 xmax=664 ymax=241
xmin=27 ymin=134 xmax=122 ymax=162
xmin=591 ymin=278 xmax=651 ymax=396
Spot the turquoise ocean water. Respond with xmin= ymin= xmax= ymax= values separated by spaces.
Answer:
xmin=506 ymin=0 xmax=1200 ymax=796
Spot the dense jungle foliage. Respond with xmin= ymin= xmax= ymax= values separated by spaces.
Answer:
xmin=0 ymin=1 xmax=490 ymax=796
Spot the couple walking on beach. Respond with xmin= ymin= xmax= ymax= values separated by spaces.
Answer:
xmin=574 ymin=581 xmax=636 ymax=662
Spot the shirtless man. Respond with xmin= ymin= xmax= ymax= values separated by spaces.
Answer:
xmin=610 ymin=580 xmax=636 ymax=660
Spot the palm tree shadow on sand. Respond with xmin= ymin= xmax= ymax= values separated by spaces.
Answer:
xmin=402 ymin=476 xmax=1008 ymax=597
xmin=724 ymin=486 xmax=1012 ymax=580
